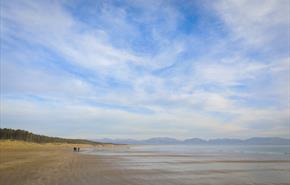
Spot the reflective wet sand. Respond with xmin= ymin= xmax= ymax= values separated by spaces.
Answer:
xmin=83 ymin=145 xmax=290 ymax=185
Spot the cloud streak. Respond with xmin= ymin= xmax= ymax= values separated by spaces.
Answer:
xmin=1 ymin=0 xmax=289 ymax=139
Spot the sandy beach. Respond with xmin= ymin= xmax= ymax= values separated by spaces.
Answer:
xmin=0 ymin=141 xmax=129 ymax=185
xmin=1 ymin=141 xmax=289 ymax=185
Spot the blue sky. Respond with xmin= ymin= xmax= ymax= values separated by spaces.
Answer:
xmin=1 ymin=0 xmax=289 ymax=139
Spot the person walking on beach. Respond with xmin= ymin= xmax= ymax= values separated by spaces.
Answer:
xmin=77 ymin=147 xmax=80 ymax=152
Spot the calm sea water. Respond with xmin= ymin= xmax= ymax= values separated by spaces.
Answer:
xmin=83 ymin=145 xmax=290 ymax=185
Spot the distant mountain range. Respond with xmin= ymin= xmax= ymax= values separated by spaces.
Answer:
xmin=95 ymin=137 xmax=290 ymax=145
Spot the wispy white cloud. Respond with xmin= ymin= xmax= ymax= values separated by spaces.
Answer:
xmin=213 ymin=0 xmax=289 ymax=51
xmin=1 ymin=0 xmax=289 ymax=139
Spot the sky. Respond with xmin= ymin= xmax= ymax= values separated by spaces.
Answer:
xmin=0 ymin=0 xmax=289 ymax=139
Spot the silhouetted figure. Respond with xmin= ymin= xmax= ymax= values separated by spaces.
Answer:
xmin=77 ymin=147 xmax=80 ymax=152
xmin=73 ymin=147 xmax=77 ymax=152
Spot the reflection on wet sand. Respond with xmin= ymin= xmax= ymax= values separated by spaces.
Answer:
xmin=83 ymin=145 xmax=290 ymax=185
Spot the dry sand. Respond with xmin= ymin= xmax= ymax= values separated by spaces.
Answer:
xmin=0 ymin=140 xmax=130 ymax=185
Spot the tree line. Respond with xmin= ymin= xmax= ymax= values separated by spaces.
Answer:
xmin=0 ymin=128 xmax=101 ymax=145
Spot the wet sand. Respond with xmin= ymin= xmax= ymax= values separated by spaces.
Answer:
xmin=1 ymin=141 xmax=289 ymax=185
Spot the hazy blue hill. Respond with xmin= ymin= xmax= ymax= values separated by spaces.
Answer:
xmin=183 ymin=138 xmax=207 ymax=144
xmin=207 ymin=138 xmax=243 ymax=145
xmin=97 ymin=138 xmax=139 ymax=145
xmin=143 ymin=137 xmax=181 ymax=144
xmin=244 ymin=137 xmax=290 ymax=145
